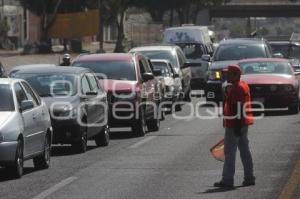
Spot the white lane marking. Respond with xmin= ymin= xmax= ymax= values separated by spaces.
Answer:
xmin=32 ymin=176 xmax=77 ymax=199
xmin=129 ymin=136 xmax=157 ymax=149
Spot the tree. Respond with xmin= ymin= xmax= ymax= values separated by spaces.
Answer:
xmin=20 ymin=0 xmax=63 ymax=42
xmin=20 ymin=0 xmax=95 ymax=43
xmin=135 ymin=0 xmax=170 ymax=23
xmin=103 ymin=0 xmax=137 ymax=52
xmin=0 ymin=17 xmax=9 ymax=49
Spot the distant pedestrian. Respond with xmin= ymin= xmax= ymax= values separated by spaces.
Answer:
xmin=214 ymin=64 xmax=255 ymax=188
xmin=60 ymin=53 xmax=71 ymax=66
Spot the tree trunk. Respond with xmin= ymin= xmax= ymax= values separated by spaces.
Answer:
xmin=184 ymin=6 xmax=190 ymax=24
xmin=149 ymin=10 xmax=165 ymax=23
xmin=169 ymin=8 xmax=174 ymax=27
xmin=191 ymin=3 xmax=201 ymax=24
xmin=114 ymin=11 xmax=125 ymax=52
xmin=40 ymin=0 xmax=62 ymax=43
xmin=176 ymin=8 xmax=184 ymax=25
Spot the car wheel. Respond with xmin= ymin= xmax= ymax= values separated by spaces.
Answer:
xmin=72 ymin=126 xmax=87 ymax=153
xmin=33 ymin=136 xmax=51 ymax=170
xmin=132 ymin=108 xmax=147 ymax=137
xmin=147 ymin=108 xmax=160 ymax=132
xmin=288 ymin=105 xmax=299 ymax=114
xmin=8 ymin=139 xmax=24 ymax=178
xmin=95 ymin=125 xmax=110 ymax=147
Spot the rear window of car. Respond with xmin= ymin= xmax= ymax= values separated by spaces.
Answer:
xmin=151 ymin=62 xmax=172 ymax=77
xmin=73 ymin=61 xmax=136 ymax=81
xmin=137 ymin=51 xmax=179 ymax=69
xmin=239 ymin=61 xmax=293 ymax=75
xmin=0 ymin=84 xmax=14 ymax=111
xmin=177 ymin=43 xmax=205 ymax=60
xmin=214 ymin=44 xmax=267 ymax=61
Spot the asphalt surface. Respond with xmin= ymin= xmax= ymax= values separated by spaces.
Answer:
xmin=1 ymin=97 xmax=300 ymax=199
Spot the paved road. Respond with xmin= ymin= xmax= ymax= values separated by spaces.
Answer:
xmin=1 ymin=97 xmax=300 ymax=199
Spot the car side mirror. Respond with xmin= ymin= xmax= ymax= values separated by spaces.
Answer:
xmin=273 ymin=53 xmax=284 ymax=58
xmin=142 ymin=73 xmax=154 ymax=81
xmin=153 ymin=69 xmax=162 ymax=76
xmin=173 ymin=73 xmax=180 ymax=78
xmin=20 ymin=100 xmax=34 ymax=112
xmin=85 ymin=91 xmax=98 ymax=96
xmin=201 ymin=54 xmax=211 ymax=62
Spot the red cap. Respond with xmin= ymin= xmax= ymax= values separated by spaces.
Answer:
xmin=228 ymin=64 xmax=241 ymax=75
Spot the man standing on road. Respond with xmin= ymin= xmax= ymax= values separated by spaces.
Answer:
xmin=214 ymin=64 xmax=255 ymax=188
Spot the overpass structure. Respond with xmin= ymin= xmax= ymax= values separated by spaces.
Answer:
xmin=210 ymin=0 xmax=300 ymax=18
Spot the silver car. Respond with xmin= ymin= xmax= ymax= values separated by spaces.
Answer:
xmin=0 ymin=78 xmax=52 ymax=178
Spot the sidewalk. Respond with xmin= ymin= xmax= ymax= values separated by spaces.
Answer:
xmin=0 ymin=42 xmax=117 ymax=70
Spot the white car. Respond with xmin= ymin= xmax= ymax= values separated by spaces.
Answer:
xmin=129 ymin=45 xmax=192 ymax=101
xmin=0 ymin=78 xmax=52 ymax=178
xmin=150 ymin=59 xmax=182 ymax=102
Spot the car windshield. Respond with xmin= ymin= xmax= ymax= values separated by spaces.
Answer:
xmin=11 ymin=73 xmax=76 ymax=97
xmin=0 ymin=84 xmax=14 ymax=111
xmin=138 ymin=51 xmax=178 ymax=69
xmin=239 ymin=61 xmax=293 ymax=75
xmin=73 ymin=61 xmax=136 ymax=81
xmin=270 ymin=44 xmax=290 ymax=58
xmin=177 ymin=43 xmax=204 ymax=59
xmin=151 ymin=62 xmax=172 ymax=77
xmin=270 ymin=43 xmax=300 ymax=60
xmin=214 ymin=44 xmax=267 ymax=61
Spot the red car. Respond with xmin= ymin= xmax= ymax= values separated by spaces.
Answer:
xmin=72 ymin=53 xmax=161 ymax=136
xmin=238 ymin=58 xmax=300 ymax=113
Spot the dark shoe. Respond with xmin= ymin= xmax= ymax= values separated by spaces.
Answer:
xmin=214 ymin=181 xmax=234 ymax=188
xmin=242 ymin=180 xmax=255 ymax=186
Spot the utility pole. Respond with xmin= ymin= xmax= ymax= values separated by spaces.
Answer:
xmin=98 ymin=0 xmax=105 ymax=53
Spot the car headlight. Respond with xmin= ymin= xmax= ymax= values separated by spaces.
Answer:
xmin=284 ymin=85 xmax=294 ymax=92
xmin=208 ymin=70 xmax=221 ymax=81
xmin=56 ymin=106 xmax=77 ymax=118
